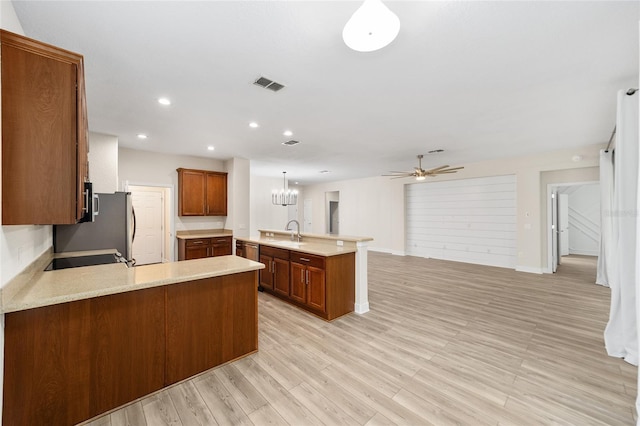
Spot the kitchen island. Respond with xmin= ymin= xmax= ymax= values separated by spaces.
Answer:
xmin=1 ymin=251 xmax=263 ymax=426
xmin=237 ymin=229 xmax=372 ymax=319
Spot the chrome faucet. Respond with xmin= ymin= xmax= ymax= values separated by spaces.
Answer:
xmin=285 ymin=220 xmax=301 ymax=242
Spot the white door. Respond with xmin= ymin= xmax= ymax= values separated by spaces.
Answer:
xmin=552 ymin=191 xmax=559 ymax=273
xmin=303 ymin=198 xmax=312 ymax=232
xmin=559 ymin=193 xmax=570 ymax=256
xmin=131 ymin=191 xmax=164 ymax=265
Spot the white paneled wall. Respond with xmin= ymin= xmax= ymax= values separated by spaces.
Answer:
xmin=406 ymin=175 xmax=517 ymax=268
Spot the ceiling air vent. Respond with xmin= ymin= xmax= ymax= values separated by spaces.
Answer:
xmin=282 ymin=140 xmax=300 ymax=146
xmin=253 ymin=76 xmax=285 ymax=92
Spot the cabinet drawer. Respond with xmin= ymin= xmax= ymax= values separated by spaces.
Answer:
xmin=290 ymin=252 xmax=325 ymax=269
xmin=260 ymin=245 xmax=290 ymax=260
xmin=211 ymin=236 xmax=231 ymax=247
xmin=185 ymin=238 xmax=211 ymax=247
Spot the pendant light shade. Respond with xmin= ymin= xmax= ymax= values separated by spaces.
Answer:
xmin=272 ymin=172 xmax=298 ymax=206
xmin=342 ymin=0 xmax=400 ymax=52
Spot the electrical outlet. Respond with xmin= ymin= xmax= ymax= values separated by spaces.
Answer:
xmin=336 ymin=240 xmax=344 ymax=246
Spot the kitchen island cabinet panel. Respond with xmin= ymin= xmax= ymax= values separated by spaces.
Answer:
xmin=3 ymin=300 xmax=91 ymax=426
xmin=3 ymin=263 xmax=259 ymax=426
xmin=165 ymin=272 xmax=258 ymax=385
xmin=89 ymin=287 xmax=165 ymax=417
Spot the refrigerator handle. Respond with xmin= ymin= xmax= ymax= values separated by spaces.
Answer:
xmin=93 ymin=194 xmax=100 ymax=216
xmin=132 ymin=206 xmax=137 ymax=243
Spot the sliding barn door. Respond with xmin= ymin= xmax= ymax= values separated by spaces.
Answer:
xmin=406 ymin=175 xmax=517 ymax=268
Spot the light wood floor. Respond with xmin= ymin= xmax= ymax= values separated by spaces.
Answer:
xmin=84 ymin=253 xmax=636 ymax=425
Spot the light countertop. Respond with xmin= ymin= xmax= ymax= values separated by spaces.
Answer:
xmin=2 ymin=251 xmax=263 ymax=314
xmin=236 ymin=236 xmax=358 ymax=257
xmin=176 ymin=229 xmax=233 ymax=239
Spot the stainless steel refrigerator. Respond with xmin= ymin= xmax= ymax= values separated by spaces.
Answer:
xmin=54 ymin=192 xmax=136 ymax=265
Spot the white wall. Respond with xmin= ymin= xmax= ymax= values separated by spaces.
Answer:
xmin=567 ymin=184 xmax=600 ymax=256
xmin=225 ymin=157 xmax=250 ymax=240
xmin=119 ymin=148 xmax=227 ymax=231
xmin=249 ymin=172 xmax=290 ymax=236
xmin=89 ymin=132 xmax=118 ymax=193
xmin=302 ymin=143 xmax=604 ymax=271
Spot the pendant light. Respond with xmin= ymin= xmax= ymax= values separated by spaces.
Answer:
xmin=272 ymin=172 xmax=298 ymax=206
xmin=342 ymin=0 xmax=400 ymax=52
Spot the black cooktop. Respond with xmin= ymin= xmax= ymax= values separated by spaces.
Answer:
xmin=45 ymin=254 xmax=120 ymax=271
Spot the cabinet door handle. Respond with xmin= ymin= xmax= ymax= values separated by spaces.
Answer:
xmin=192 ymin=241 xmax=204 ymax=244
xmin=299 ymin=257 xmax=310 ymax=262
xmin=272 ymin=261 xmax=276 ymax=274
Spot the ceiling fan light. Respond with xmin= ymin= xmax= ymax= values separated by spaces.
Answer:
xmin=416 ymin=176 xmax=426 ymax=181
xmin=342 ymin=0 xmax=400 ymax=52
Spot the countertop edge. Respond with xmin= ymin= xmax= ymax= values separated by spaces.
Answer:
xmin=176 ymin=229 xmax=233 ymax=239
xmin=236 ymin=236 xmax=357 ymax=256
xmin=258 ymin=229 xmax=374 ymax=243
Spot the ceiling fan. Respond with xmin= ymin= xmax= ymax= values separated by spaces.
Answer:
xmin=384 ymin=155 xmax=464 ymax=181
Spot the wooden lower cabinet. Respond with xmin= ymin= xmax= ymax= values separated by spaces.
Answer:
xmin=3 ymin=272 xmax=258 ymax=426
xmin=259 ymin=246 xmax=290 ymax=295
xmin=263 ymin=248 xmax=355 ymax=321
xmin=178 ymin=236 xmax=232 ymax=261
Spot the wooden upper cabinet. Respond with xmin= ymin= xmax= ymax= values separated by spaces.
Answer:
xmin=206 ymin=172 xmax=227 ymax=216
xmin=1 ymin=30 xmax=89 ymax=225
xmin=177 ymin=169 xmax=206 ymax=215
xmin=177 ymin=168 xmax=227 ymax=216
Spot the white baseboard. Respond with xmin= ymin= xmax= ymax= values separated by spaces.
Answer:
xmin=354 ymin=302 xmax=370 ymax=314
xmin=568 ymin=250 xmax=598 ymax=257
xmin=516 ymin=265 xmax=544 ymax=274
xmin=368 ymin=247 xmax=405 ymax=256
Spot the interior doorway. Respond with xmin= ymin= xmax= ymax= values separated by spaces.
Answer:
xmin=547 ymin=182 xmax=600 ymax=273
xmin=325 ymin=191 xmax=339 ymax=234
xmin=126 ymin=184 xmax=174 ymax=264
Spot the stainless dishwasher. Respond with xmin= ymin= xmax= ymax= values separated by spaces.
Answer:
xmin=235 ymin=239 xmax=262 ymax=291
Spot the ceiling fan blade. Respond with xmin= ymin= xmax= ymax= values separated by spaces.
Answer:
xmin=425 ymin=165 xmax=450 ymax=173
xmin=440 ymin=166 xmax=464 ymax=172
xmin=391 ymin=175 xmax=413 ymax=179
xmin=383 ymin=173 xmax=413 ymax=177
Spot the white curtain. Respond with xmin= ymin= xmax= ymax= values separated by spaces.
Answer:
xmin=604 ymin=89 xmax=639 ymax=366
xmin=597 ymin=149 xmax=614 ymax=286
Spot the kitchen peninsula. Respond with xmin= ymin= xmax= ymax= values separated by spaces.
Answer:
xmin=1 ymin=251 xmax=263 ymax=426
xmin=237 ymin=229 xmax=373 ymax=320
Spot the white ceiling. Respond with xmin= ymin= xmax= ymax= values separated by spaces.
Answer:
xmin=12 ymin=1 xmax=639 ymax=184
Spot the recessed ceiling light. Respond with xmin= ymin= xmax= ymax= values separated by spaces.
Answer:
xmin=207 ymin=146 xmax=215 ymax=151
xmin=158 ymin=97 xmax=171 ymax=106
xmin=137 ymin=134 xmax=148 ymax=139
xmin=283 ymin=130 xmax=293 ymax=137
xmin=249 ymin=122 xmax=259 ymax=128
